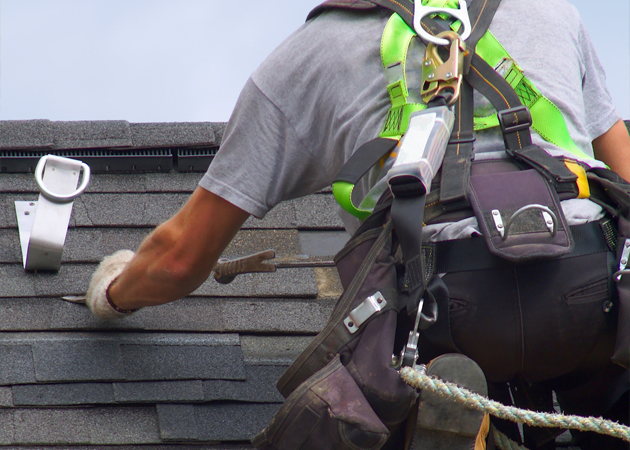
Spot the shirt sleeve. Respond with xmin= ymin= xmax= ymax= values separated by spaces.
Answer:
xmin=199 ymin=9 xmax=390 ymax=219
xmin=578 ymin=21 xmax=621 ymax=140
xmin=199 ymin=78 xmax=333 ymax=219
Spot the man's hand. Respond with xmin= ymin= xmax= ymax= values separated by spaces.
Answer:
xmin=86 ymin=250 xmax=137 ymax=320
xmin=109 ymin=187 xmax=250 ymax=310
xmin=87 ymin=187 xmax=250 ymax=318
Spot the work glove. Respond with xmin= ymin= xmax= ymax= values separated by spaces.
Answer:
xmin=86 ymin=250 xmax=139 ymax=320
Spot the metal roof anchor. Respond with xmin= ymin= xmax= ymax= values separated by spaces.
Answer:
xmin=14 ymin=155 xmax=91 ymax=271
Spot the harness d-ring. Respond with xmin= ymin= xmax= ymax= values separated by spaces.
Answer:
xmin=413 ymin=1 xmax=472 ymax=46
xmin=502 ymin=204 xmax=558 ymax=241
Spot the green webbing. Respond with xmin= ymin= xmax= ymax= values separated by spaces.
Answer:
xmin=380 ymin=13 xmax=427 ymax=139
xmin=332 ymin=180 xmax=373 ymax=221
xmin=381 ymin=10 xmax=588 ymax=159
xmin=474 ymin=31 xmax=590 ymax=159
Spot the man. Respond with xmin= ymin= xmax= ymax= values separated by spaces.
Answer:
xmin=86 ymin=0 xmax=630 ymax=448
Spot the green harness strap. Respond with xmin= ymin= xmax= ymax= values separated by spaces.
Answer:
xmin=334 ymin=2 xmax=590 ymax=220
xmin=380 ymin=15 xmax=428 ymax=139
xmin=381 ymin=11 xmax=590 ymax=159
xmin=332 ymin=16 xmax=426 ymax=220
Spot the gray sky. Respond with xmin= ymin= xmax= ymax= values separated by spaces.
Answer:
xmin=1 ymin=0 xmax=628 ymax=123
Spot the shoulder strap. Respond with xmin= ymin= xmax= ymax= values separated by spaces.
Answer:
xmin=425 ymin=0 xmax=503 ymax=210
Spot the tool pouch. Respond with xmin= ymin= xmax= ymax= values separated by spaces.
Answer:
xmin=268 ymin=200 xmax=418 ymax=448
xmin=252 ymin=355 xmax=390 ymax=450
xmin=469 ymin=168 xmax=574 ymax=262
xmin=584 ymin=167 xmax=630 ymax=368
xmin=344 ymin=309 xmax=419 ymax=427
xmin=613 ymin=216 xmax=630 ymax=369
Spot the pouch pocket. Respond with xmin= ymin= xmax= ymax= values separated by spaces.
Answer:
xmin=613 ymin=226 xmax=630 ymax=369
xmin=613 ymin=273 xmax=630 ymax=369
xmin=469 ymin=169 xmax=573 ymax=262
xmin=253 ymin=355 xmax=389 ymax=450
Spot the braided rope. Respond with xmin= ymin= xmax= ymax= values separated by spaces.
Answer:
xmin=400 ymin=366 xmax=630 ymax=443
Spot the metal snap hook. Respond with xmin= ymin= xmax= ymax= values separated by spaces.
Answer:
xmin=421 ymin=30 xmax=467 ymax=105
xmin=413 ymin=0 xmax=472 ymax=46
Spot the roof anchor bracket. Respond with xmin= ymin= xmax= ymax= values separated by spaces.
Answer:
xmin=15 ymin=155 xmax=91 ymax=271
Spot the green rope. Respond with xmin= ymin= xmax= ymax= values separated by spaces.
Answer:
xmin=400 ymin=366 xmax=630 ymax=444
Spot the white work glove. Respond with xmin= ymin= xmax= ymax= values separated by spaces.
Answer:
xmin=86 ymin=250 xmax=139 ymax=320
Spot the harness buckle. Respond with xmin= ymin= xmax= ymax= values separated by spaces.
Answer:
xmin=421 ymin=31 xmax=467 ymax=105
xmin=497 ymin=106 xmax=532 ymax=134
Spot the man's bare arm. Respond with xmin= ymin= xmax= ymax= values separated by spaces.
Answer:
xmin=593 ymin=119 xmax=630 ymax=182
xmin=107 ymin=186 xmax=250 ymax=310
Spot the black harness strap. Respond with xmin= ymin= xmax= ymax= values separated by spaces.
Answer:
xmin=466 ymin=54 xmax=531 ymax=149
xmin=462 ymin=0 xmax=502 ymax=72
xmin=367 ymin=0 xmax=415 ymax=26
xmin=466 ymin=56 xmax=580 ymax=196
xmin=439 ymin=80 xmax=476 ymax=211
xmin=431 ymin=0 xmax=502 ymax=211
xmin=335 ymin=137 xmax=399 ymax=185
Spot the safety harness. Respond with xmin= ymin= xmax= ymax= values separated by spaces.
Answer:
xmin=310 ymin=0 xmax=630 ymax=368
xmin=253 ymin=3 xmax=630 ymax=449
xmin=325 ymin=0 xmax=593 ymax=222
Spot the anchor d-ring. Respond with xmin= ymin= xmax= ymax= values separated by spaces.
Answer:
xmin=35 ymin=154 xmax=91 ymax=203
xmin=15 ymin=155 xmax=91 ymax=271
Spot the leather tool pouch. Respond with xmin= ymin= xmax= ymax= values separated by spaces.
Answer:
xmin=252 ymin=355 xmax=390 ymax=450
xmin=469 ymin=168 xmax=574 ymax=262
xmin=613 ymin=216 xmax=630 ymax=369
xmin=264 ymin=201 xmax=418 ymax=450
xmin=585 ymin=168 xmax=630 ymax=368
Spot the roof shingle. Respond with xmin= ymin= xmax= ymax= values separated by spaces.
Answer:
xmin=0 ymin=120 xmax=347 ymax=449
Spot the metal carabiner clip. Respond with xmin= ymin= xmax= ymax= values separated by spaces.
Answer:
xmin=413 ymin=0 xmax=472 ymax=46
xmin=421 ymin=31 xmax=467 ymax=105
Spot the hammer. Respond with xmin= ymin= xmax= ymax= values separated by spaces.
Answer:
xmin=213 ymin=249 xmax=335 ymax=284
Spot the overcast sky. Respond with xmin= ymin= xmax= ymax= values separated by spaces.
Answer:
xmin=1 ymin=0 xmax=628 ymax=123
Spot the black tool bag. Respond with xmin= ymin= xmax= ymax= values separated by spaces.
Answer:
xmin=253 ymin=355 xmax=390 ymax=450
xmin=587 ymin=168 xmax=630 ymax=369
xmin=254 ymin=197 xmax=424 ymax=450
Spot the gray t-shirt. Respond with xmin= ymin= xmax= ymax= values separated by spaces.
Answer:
xmin=200 ymin=0 xmax=620 ymax=235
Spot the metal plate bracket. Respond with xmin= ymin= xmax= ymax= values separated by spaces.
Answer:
xmin=491 ymin=209 xmax=504 ymax=238
xmin=14 ymin=155 xmax=90 ymax=271
xmin=344 ymin=291 xmax=387 ymax=334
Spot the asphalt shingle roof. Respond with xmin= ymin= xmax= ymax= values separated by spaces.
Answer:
xmin=0 ymin=120 xmax=347 ymax=447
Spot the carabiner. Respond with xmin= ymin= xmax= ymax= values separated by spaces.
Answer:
xmin=413 ymin=0 xmax=472 ymax=46
xmin=421 ymin=31 xmax=467 ymax=105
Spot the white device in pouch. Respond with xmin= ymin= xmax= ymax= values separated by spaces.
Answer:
xmin=387 ymin=106 xmax=454 ymax=193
